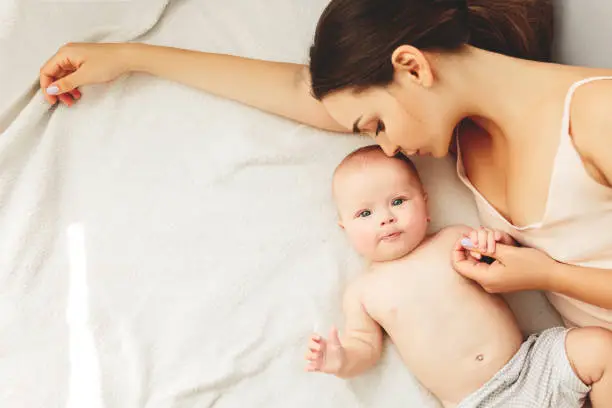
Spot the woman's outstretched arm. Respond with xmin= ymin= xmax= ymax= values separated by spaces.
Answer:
xmin=40 ymin=42 xmax=348 ymax=133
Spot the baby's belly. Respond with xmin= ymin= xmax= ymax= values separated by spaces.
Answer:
xmin=380 ymin=280 xmax=523 ymax=403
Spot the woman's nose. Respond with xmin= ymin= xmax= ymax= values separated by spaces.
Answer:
xmin=378 ymin=138 xmax=399 ymax=157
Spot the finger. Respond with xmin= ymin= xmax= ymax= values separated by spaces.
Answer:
xmin=453 ymin=258 xmax=490 ymax=283
xmin=58 ymin=57 xmax=78 ymax=73
xmin=52 ymin=66 xmax=77 ymax=106
xmin=494 ymin=230 xmax=502 ymax=241
xmin=305 ymin=351 xmax=319 ymax=361
xmin=487 ymin=231 xmax=496 ymax=255
xmin=329 ymin=326 xmax=341 ymax=345
xmin=311 ymin=334 xmax=321 ymax=342
xmin=305 ymin=359 xmax=318 ymax=367
xmin=309 ymin=341 xmax=321 ymax=352
xmin=57 ymin=64 xmax=80 ymax=103
xmin=459 ymin=235 xmax=477 ymax=250
xmin=460 ymin=235 xmax=484 ymax=258
xmin=470 ymin=230 xmax=479 ymax=247
xmin=305 ymin=364 xmax=319 ymax=372
xmin=58 ymin=93 xmax=74 ymax=107
xmin=477 ymin=228 xmax=487 ymax=251
xmin=42 ymin=65 xmax=64 ymax=103
xmin=48 ymin=68 xmax=87 ymax=96
xmin=40 ymin=72 xmax=58 ymax=104
xmin=452 ymin=248 xmax=481 ymax=271
xmin=69 ymin=88 xmax=82 ymax=100
xmin=452 ymin=239 xmax=469 ymax=263
xmin=305 ymin=347 xmax=321 ymax=358
xmin=469 ymin=250 xmax=482 ymax=260
xmin=40 ymin=55 xmax=68 ymax=87
xmin=489 ymin=243 xmax=517 ymax=263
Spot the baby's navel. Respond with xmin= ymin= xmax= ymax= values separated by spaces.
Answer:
xmin=476 ymin=354 xmax=484 ymax=362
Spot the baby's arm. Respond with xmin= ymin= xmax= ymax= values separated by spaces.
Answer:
xmin=305 ymin=282 xmax=383 ymax=378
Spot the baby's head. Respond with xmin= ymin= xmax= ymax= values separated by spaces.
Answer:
xmin=333 ymin=145 xmax=429 ymax=262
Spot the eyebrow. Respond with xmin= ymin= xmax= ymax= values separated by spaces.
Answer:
xmin=352 ymin=116 xmax=363 ymax=134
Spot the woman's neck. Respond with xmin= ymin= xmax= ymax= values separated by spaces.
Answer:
xmin=436 ymin=46 xmax=562 ymax=146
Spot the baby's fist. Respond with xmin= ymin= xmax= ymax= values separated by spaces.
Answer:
xmin=461 ymin=227 xmax=516 ymax=258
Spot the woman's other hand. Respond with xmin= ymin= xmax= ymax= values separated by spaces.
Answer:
xmin=39 ymin=42 xmax=130 ymax=106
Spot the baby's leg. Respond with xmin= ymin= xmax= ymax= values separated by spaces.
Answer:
xmin=565 ymin=327 xmax=612 ymax=407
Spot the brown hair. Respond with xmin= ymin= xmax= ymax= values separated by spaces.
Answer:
xmin=309 ymin=0 xmax=554 ymax=100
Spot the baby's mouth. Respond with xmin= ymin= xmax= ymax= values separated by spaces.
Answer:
xmin=381 ymin=231 xmax=402 ymax=241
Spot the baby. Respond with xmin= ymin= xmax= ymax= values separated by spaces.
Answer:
xmin=305 ymin=145 xmax=612 ymax=407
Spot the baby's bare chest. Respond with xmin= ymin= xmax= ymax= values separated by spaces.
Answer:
xmin=362 ymin=251 xmax=467 ymax=323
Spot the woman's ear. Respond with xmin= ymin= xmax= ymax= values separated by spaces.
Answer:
xmin=391 ymin=45 xmax=434 ymax=88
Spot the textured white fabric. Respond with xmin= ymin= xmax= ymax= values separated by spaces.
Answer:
xmin=0 ymin=1 xmax=559 ymax=407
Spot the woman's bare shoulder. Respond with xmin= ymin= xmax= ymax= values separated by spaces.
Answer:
xmin=568 ymin=76 xmax=612 ymax=187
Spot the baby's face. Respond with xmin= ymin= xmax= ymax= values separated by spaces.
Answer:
xmin=334 ymin=159 xmax=429 ymax=262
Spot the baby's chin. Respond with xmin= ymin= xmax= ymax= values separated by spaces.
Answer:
xmin=368 ymin=249 xmax=411 ymax=263
xmin=365 ymin=240 xmax=421 ymax=263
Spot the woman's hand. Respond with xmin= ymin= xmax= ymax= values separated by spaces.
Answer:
xmin=452 ymin=228 xmax=557 ymax=293
xmin=39 ymin=42 xmax=130 ymax=106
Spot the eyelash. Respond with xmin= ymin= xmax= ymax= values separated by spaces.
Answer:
xmin=355 ymin=197 xmax=406 ymax=218
xmin=375 ymin=121 xmax=385 ymax=136
xmin=357 ymin=210 xmax=372 ymax=218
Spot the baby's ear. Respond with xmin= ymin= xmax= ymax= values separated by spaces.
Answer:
xmin=423 ymin=192 xmax=428 ymax=202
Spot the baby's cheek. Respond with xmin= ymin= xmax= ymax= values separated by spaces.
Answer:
xmin=346 ymin=226 xmax=378 ymax=257
xmin=404 ymin=207 xmax=428 ymax=229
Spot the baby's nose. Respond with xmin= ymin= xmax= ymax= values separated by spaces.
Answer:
xmin=380 ymin=215 xmax=396 ymax=226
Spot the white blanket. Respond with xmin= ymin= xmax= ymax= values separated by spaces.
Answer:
xmin=0 ymin=1 xmax=560 ymax=407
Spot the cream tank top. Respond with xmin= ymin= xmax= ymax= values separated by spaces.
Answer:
xmin=457 ymin=76 xmax=612 ymax=329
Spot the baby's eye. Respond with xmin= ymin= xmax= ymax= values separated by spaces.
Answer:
xmin=358 ymin=210 xmax=372 ymax=218
xmin=392 ymin=198 xmax=405 ymax=206
xmin=375 ymin=121 xmax=385 ymax=136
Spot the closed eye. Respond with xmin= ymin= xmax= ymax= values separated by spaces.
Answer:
xmin=375 ymin=120 xmax=385 ymax=136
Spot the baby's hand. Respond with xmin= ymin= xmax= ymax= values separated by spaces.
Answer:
xmin=305 ymin=327 xmax=346 ymax=374
xmin=461 ymin=227 xmax=516 ymax=259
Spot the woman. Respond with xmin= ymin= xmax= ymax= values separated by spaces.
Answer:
xmin=39 ymin=0 xmax=612 ymax=329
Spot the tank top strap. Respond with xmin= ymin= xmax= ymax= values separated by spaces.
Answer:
xmin=559 ymin=76 xmax=612 ymax=146
xmin=546 ymin=76 xmax=612 ymax=220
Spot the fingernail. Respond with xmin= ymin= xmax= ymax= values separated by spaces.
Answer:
xmin=461 ymin=238 xmax=474 ymax=248
xmin=46 ymin=85 xmax=59 ymax=95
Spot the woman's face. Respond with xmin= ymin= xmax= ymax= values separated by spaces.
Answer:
xmin=321 ymin=83 xmax=457 ymax=158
